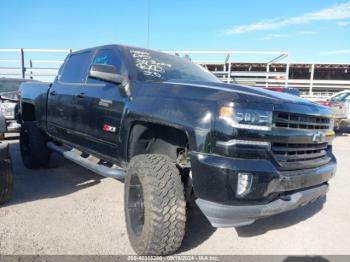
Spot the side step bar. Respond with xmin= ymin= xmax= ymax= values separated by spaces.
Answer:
xmin=47 ymin=142 xmax=125 ymax=180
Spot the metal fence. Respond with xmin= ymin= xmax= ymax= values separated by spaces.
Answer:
xmin=0 ymin=48 xmax=74 ymax=81
xmin=1 ymin=48 xmax=350 ymax=99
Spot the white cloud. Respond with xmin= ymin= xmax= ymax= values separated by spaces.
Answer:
xmin=270 ymin=34 xmax=288 ymax=38
xmin=337 ymin=20 xmax=350 ymax=26
xmin=263 ymin=34 xmax=289 ymax=40
xmin=299 ymin=31 xmax=318 ymax=35
xmin=321 ymin=49 xmax=350 ymax=55
xmin=224 ymin=2 xmax=350 ymax=35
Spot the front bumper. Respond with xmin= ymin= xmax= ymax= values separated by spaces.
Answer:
xmin=0 ymin=119 xmax=21 ymax=133
xmin=1 ymin=114 xmax=20 ymax=133
xmin=190 ymin=151 xmax=336 ymax=227
xmin=6 ymin=120 xmax=21 ymax=132
xmin=196 ymin=184 xmax=328 ymax=227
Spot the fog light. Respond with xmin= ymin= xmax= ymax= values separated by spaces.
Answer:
xmin=236 ymin=172 xmax=253 ymax=197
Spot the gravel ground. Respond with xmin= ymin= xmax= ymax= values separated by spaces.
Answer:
xmin=0 ymin=134 xmax=350 ymax=255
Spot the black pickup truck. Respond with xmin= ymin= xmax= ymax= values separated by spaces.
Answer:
xmin=18 ymin=45 xmax=337 ymax=255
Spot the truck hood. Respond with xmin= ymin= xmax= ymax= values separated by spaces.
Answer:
xmin=160 ymin=80 xmax=331 ymax=116
xmin=164 ymin=80 xmax=307 ymax=104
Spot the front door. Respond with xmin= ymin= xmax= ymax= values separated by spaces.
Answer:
xmin=74 ymin=48 xmax=128 ymax=159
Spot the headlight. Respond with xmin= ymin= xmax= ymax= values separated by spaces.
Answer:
xmin=219 ymin=105 xmax=272 ymax=130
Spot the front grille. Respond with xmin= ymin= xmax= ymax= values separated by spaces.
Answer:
xmin=272 ymin=142 xmax=328 ymax=163
xmin=271 ymin=142 xmax=331 ymax=170
xmin=273 ymin=112 xmax=330 ymax=130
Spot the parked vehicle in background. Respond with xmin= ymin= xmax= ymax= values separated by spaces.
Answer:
xmin=314 ymin=90 xmax=350 ymax=129
xmin=18 ymin=44 xmax=336 ymax=255
xmin=264 ymin=86 xmax=300 ymax=96
xmin=0 ymin=142 xmax=13 ymax=205
xmin=0 ymin=78 xmax=28 ymax=140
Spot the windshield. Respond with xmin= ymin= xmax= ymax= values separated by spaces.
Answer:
xmin=128 ymin=48 xmax=220 ymax=83
xmin=330 ymin=92 xmax=350 ymax=103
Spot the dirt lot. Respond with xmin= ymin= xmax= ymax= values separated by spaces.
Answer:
xmin=0 ymin=134 xmax=350 ymax=255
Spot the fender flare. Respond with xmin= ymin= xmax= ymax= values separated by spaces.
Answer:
xmin=121 ymin=115 xmax=196 ymax=162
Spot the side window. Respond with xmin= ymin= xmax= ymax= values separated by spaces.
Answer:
xmin=87 ymin=49 xmax=125 ymax=84
xmin=330 ymin=93 xmax=346 ymax=103
xmin=60 ymin=52 xmax=92 ymax=83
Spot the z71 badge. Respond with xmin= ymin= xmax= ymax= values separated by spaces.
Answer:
xmin=102 ymin=124 xmax=116 ymax=133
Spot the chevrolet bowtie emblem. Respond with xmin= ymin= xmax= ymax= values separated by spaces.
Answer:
xmin=312 ymin=131 xmax=324 ymax=143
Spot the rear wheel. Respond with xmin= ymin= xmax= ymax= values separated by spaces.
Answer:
xmin=0 ymin=144 xmax=13 ymax=205
xmin=20 ymin=122 xmax=51 ymax=169
xmin=124 ymin=154 xmax=186 ymax=255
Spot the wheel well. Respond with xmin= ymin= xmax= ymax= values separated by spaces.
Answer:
xmin=21 ymin=103 xmax=36 ymax=121
xmin=127 ymin=122 xmax=189 ymax=161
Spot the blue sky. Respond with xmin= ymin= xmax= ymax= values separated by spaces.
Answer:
xmin=1 ymin=0 xmax=350 ymax=63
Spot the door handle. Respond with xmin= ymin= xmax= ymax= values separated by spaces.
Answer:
xmin=76 ymin=92 xmax=85 ymax=99
xmin=50 ymin=90 xmax=57 ymax=96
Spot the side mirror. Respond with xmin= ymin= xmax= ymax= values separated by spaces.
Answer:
xmin=88 ymin=64 xmax=126 ymax=85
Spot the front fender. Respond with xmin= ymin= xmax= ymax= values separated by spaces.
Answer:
xmin=120 ymin=96 xmax=217 ymax=162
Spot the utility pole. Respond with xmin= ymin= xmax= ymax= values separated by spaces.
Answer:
xmin=20 ymin=48 xmax=25 ymax=79
xmin=147 ymin=0 xmax=151 ymax=48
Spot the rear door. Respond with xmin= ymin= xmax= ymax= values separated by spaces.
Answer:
xmin=74 ymin=48 xmax=128 ymax=158
xmin=47 ymin=51 xmax=93 ymax=143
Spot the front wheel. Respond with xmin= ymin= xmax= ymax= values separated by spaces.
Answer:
xmin=124 ymin=154 xmax=186 ymax=255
